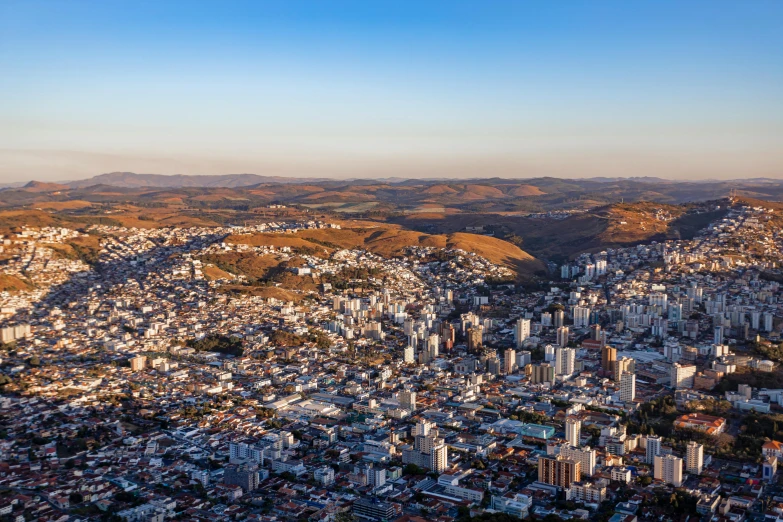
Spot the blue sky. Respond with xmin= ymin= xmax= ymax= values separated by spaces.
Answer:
xmin=1 ymin=0 xmax=782 ymax=181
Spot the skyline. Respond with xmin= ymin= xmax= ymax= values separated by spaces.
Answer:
xmin=2 ymin=1 xmax=782 ymax=182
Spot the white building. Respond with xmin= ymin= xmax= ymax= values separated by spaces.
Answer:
xmin=686 ymin=441 xmax=703 ymax=475
xmin=654 ymin=454 xmax=683 ymax=487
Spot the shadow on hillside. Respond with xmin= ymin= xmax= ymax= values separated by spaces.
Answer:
xmin=5 ymin=232 xmax=227 ymax=331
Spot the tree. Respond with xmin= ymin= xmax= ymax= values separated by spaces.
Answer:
xmin=28 ymin=355 xmax=41 ymax=367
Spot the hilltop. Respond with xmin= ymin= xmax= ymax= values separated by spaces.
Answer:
xmin=225 ymin=224 xmax=545 ymax=279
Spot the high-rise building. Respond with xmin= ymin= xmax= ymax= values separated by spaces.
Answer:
xmin=530 ymin=363 xmax=555 ymax=385
xmin=565 ymin=417 xmax=581 ymax=447
xmin=686 ymin=441 xmax=703 ymax=475
xmin=601 ymin=346 xmax=617 ymax=374
xmin=224 ymin=462 xmax=260 ymax=491
xmin=516 ymin=350 xmax=532 ymax=368
xmin=556 ymin=326 xmax=570 ymax=348
xmin=671 ymin=362 xmax=697 ymax=389
xmin=714 ymin=325 xmax=724 ymax=346
xmin=589 ymin=324 xmax=602 ymax=342
xmin=613 ymin=357 xmax=634 ymax=381
xmin=620 ymin=372 xmax=636 ymax=403
xmin=467 ymin=326 xmax=483 ymax=353
xmin=403 ymin=345 xmax=415 ymax=364
xmin=398 ymin=390 xmax=417 ymax=411
xmin=538 ymin=455 xmax=581 ymax=488
xmin=560 ymin=444 xmax=596 ymax=478
xmin=129 ymin=355 xmax=147 ymax=372
xmin=554 ymin=309 xmax=565 ymax=328
xmin=504 ymin=348 xmax=517 ymax=374
xmin=402 ymin=419 xmax=449 ymax=472
xmin=654 ymin=454 xmax=683 ymax=487
xmin=515 ymin=318 xmax=531 ymax=348
xmin=573 ymin=306 xmax=591 ymax=328
xmin=646 ymin=435 xmax=662 ymax=464
xmin=556 ymin=347 xmax=575 ymax=376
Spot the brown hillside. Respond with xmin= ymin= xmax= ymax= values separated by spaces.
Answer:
xmin=0 ymin=274 xmax=33 ymax=292
xmin=508 ymin=185 xmax=546 ymax=197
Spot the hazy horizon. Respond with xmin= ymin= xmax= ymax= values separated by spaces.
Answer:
xmin=2 ymin=1 xmax=782 ymax=183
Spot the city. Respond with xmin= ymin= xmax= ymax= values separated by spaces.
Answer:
xmin=2 ymin=196 xmax=783 ymax=522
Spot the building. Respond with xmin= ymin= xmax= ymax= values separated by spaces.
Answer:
xmin=560 ymin=444 xmax=596 ymax=478
xmin=620 ymin=372 xmax=636 ymax=403
xmin=224 ymin=463 xmax=260 ymax=492
xmin=686 ymin=441 xmax=703 ymax=475
xmin=646 ymin=435 xmax=661 ymax=464
xmin=568 ymin=482 xmax=606 ymax=503
xmin=491 ymin=493 xmax=532 ymax=519
xmin=398 ymin=390 xmax=417 ymax=411
xmin=403 ymin=345 xmax=415 ymax=364
xmin=674 ymin=413 xmax=727 ymax=435
xmin=515 ymin=318 xmax=530 ymax=348
xmin=573 ymin=306 xmax=591 ymax=328
xmin=538 ymin=455 xmax=580 ymax=488
xmin=556 ymin=326 xmax=570 ymax=348
xmin=654 ymin=454 xmax=683 ymax=487
xmin=763 ymin=457 xmax=778 ymax=482
xmin=314 ymin=466 xmax=335 ymax=486
xmin=352 ymin=497 xmax=395 ymax=521
xmin=402 ymin=419 xmax=449 ymax=472
xmin=763 ymin=441 xmax=783 ymax=459
xmin=467 ymin=326 xmax=483 ymax=353
xmin=613 ymin=357 xmax=634 ymax=381
xmin=556 ymin=347 xmax=575 ymax=376
xmin=611 ymin=467 xmax=633 ymax=484
xmin=671 ymin=363 xmax=697 ymax=389
xmin=602 ymin=346 xmax=617 ymax=374
xmin=129 ymin=355 xmax=147 ymax=372
xmin=504 ymin=348 xmax=516 ymax=374
xmin=530 ymin=363 xmax=555 ymax=385
xmin=565 ymin=417 xmax=581 ymax=447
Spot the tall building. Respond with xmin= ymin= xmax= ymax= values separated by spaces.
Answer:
xmin=620 ymin=372 xmax=636 ymax=403
xmin=573 ymin=306 xmax=591 ymax=328
xmin=538 ymin=455 xmax=581 ymax=488
xmin=565 ymin=417 xmax=581 ymax=447
xmin=555 ymin=347 xmax=575 ymax=376
xmin=556 ymin=326 xmax=570 ymax=348
xmin=554 ymin=309 xmax=565 ymax=328
xmin=515 ymin=318 xmax=531 ymax=348
xmin=589 ymin=324 xmax=603 ymax=342
xmin=654 ymin=454 xmax=683 ymax=487
xmin=224 ymin=462 xmax=260 ymax=491
xmin=613 ymin=357 xmax=634 ymax=381
xmin=646 ymin=435 xmax=662 ymax=464
xmin=467 ymin=326 xmax=483 ymax=353
xmin=714 ymin=325 xmax=724 ymax=345
xmin=530 ymin=363 xmax=555 ymax=385
xmin=403 ymin=345 xmax=415 ymax=364
xmin=398 ymin=390 xmax=417 ymax=411
xmin=504 ymin=348 xmax=517 ymax=374
xmin=130 ymin=355 xmax=147 ymax=372
xmin=560 ymin=444 xmax=596 ymax=478
xmin=686 ymin=441 xmax=704 ymax=475
xmin=402 ymin=420 xmax=449 ymax=472
xmin=601 ymin=346 xmax=617 ymax=374
xmin=671 ymin=362 xmax=697 ymax=389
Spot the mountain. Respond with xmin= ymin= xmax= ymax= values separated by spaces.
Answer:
xmin=22 ymin=181 xmax=70 ymax=192
xmin=67 ymin=172 xmax=331 ymax=189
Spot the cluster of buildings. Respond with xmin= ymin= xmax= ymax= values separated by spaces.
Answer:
xmin=0 ymin=201 xmax=782 ymax=521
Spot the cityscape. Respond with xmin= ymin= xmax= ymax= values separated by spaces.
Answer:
xmin=2 ymin=1 xmax=783 ymax=522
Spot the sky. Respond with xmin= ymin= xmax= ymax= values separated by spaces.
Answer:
xmin=1 ymin=1 xmax=782 ymax=183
